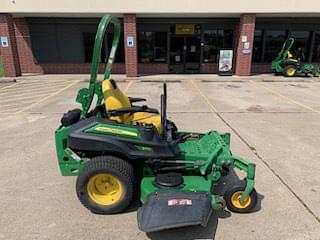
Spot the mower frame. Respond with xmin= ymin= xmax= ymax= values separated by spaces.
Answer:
xmin=55 ymin=15 xmax=258 ymax=231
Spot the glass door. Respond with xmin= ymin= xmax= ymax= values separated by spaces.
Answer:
xmin=169 ymin=35 xmax=200 ymax=73
xmin=169 ymin=36 xmax=185 ymax=73
xmin=185 ymin=36 xmax=201 ymax=73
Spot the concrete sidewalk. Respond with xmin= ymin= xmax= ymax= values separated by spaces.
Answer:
xmin=1 ymin=73 xmax=319 ymax=83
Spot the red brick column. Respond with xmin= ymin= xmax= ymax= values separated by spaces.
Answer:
xmin=0 ymin=14 xmax=21 ymax=77
xmin=235 ymin=14 xmax=256 ymax=76
xmin=124 ymin=14 xmax=138 ymax=77
xmin=14 ymin=18 xmax=43 ymax=74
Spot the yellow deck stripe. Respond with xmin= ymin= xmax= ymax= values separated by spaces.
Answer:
xmin=14 ymin=80 xmax=81 ymax=114
xmin=249 ymin=80 xmax=320 ymax=114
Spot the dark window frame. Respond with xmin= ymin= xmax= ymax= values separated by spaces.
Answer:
xmin=202 ymin=29 xmax=234 ymax=64
xmin=137 ymin=31 xmax=168 ymax=64
xmin=28 ymin=18 xmax=125 ymax=64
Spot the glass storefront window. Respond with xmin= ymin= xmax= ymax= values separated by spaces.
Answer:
xmin=290 ymin=31 xmax=310 ymax=62
xmin=83 ymin=32 xmax=106 ymax=63
xmin=264 ymin=30 xmax=287 ymax=62
xmin=312 ymin=31 xmax=320 ymax=62
xmin=203 ymin=29 xmax=233 ymax=63
xmin=83 ymin=32 xmax=125 ymax=63
xmin=252 ymin=30 xmax=263 ymax=62
xmin=107 ymin=32 xmax=125 ymax=63
xmin=138 ymin=32 xmax=167 ymax=63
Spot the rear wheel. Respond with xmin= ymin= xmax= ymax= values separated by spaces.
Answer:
xmin=284 ymin=65 xmax=297 ymax=77
xmin=224 ymin=180 xmax=258 ymax=213
xmin=76 ymin=155 xmax=134 ymax=214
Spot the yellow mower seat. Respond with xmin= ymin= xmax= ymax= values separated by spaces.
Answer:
xmin=102 ymin=79 xmax=161 ymax=132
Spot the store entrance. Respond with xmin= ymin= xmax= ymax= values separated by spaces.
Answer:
xmin=169 ymin=35 xmax=201 ymax=73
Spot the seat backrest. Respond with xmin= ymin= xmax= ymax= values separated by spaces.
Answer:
xmin=102 ymin=79 xmax=132 ymax=123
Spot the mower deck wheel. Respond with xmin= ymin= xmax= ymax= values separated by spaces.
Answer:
xmin=76 ymin=155 xmax=134 ymax=214
xmin=224 ymin=180 xmax=258 ymax=213
xmin=284 ymin=65 xmax=297 ymax=77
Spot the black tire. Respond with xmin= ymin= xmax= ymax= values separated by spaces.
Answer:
xmin=283 ymin=65 xmax=297 ymax=77
xmin=224 ymin=180 xmax=258 ymax=213
xmin=76 ymin=155 xmax=134 ymax=214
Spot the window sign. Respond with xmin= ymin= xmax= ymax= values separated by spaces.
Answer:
xmin=219 ymin=49 xmax=233 ymax=75
xmin=175 ymin=24 xmax=195 ymax=35
xmin=241 ymin=35 xmax=247 ymax=43
xmin=127 ymin=36 xmax=134 ymax=48
xmin=244 ymin=42 xmax=250 ymax=50
xmin=1 ymin=36 xmax=9 ymax=48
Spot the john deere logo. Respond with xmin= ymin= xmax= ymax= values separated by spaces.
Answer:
xmin=95 ymin=126 xmax=138 ymax=137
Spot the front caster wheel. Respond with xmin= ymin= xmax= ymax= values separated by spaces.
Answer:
xmin=224 ymin=180 xmax=258 ymax=213
xmin=76 ymin=155 xmax=134 ymax=214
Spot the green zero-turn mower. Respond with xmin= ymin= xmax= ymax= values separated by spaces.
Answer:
xmin=55 ymin=15 xmax=258 ymax=232
xmin=271 ymin=37 xmax=320 ymax=77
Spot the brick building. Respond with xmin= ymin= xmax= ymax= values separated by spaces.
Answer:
xmin=1 ymin=0 xmax=320 ymax=77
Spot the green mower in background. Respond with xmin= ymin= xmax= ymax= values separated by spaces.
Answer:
xmin=55 ymin=15 xmax=258 ymax=232
xmin=271 ymin=37 xmax=320 ymax=77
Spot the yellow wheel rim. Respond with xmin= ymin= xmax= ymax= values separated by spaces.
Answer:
xmin=87 ymin=173 xmax=123 ymax=205
xmin=287 ymin=67 xmax=296 ymax=76
xmin=230 ymin=191 xmax=252 ymax=209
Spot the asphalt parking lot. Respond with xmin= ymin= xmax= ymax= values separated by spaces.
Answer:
xmin=0 ymin=74 xmax=320 ymax=240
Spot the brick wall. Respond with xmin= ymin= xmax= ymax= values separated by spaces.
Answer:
xmin=252 ymin=63 xmax=273 ymax=73
xmin=14 ymin=18 xmax=43 ymax=74
xmin=1 ymin=15 xmax=274 ymax=77
xmin=39 ymin=63 xmax=125 ymax=74
xmin=235 ymin=14 xmax=256 ymax=76
xmin=200 ymin=63 xmax=219 ymax=73
xmin=138 ymin=63 xmax=168 ymax=74
xmin=124 ymin=14 xmax=138 ymax=77
xmin=13 ymin=17 xmax=125 ymax=75
xmin=0 ymin=14 xmax=21 ymax=77
xmin=233 ymin=23 xmax=240 ymax=72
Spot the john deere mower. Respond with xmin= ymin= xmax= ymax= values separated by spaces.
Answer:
xmin=55 ymin=15 xmax=258 ymax=232
xmin=271 ymin=37 xmax=320 ymax=77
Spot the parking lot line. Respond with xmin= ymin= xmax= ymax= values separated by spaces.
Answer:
xmin=0 ymin=86 xmax=68 ymax=99
xmin=0 ymin=81 xmax=24 ymax=90
xmin=14 ymin=80 xmax=81 ymax=114
xmin=0 ymin=81 xmax=69 ymax=93
xmin=189 ymin=79 xmax=320 ymax=223
xmin=190 ymin=80 xmax=219 ymax=113
xmin=0 ymin=93 xmax=48 ymax=104
xmin=249 ymin=80 xmax=320 ymax=114
xmin=123 ymin=80 xmax=134 ymax=93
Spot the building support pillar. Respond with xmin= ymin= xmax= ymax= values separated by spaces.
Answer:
xmin=0 ymin=14 xmax=21 ymax=77
xmin=14 ymin=18 xmax=43 ymax=74
xmin=124 ymin=14 xmax=138 ymax=77
xmin=235 ymin=14 xmax=256 ymax=76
